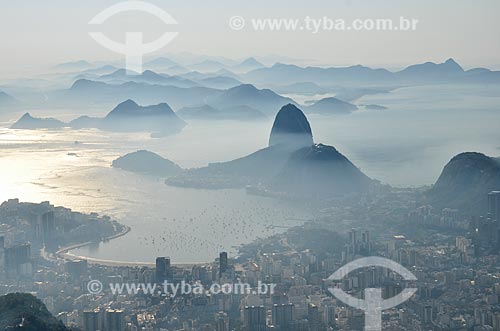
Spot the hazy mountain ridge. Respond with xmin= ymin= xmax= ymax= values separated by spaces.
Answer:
xmin=426 ymin=152 xmax=500 ymax=214
xmin=272 ymin=82 xmax=328 ymax=95
xmin=231 ymin=57 xmax=265 ymax=73
xmin=54 ymin=59 xmax=92 ymax=71
xmin=97 ymin=69 xmax=200 ymax=88
xmin=58 ymin=79 xmax=222 ymax=109
xmin=205 ymin=84 xmax=295 ymax=116
xmin=94 ymin=99 xmax=186 ymax=135
xmin=0 ymin=293 xmax=69 ymax=331
xmin=177 ymin=104 xmax=266 ymax=121
xmin=244 ymin=58 xmax=500 ymax=86
xmin=198 ymin=76 xmax=243 ymax=89
xmin=244 ymin=62 xmax=394 ymax=86
xmin=12 ymin=99 xmax=186 ymax=136
xmin=56 ymin=80 xmax=291 ymax=116
xmin=0 ymin=90 xmax=20 ymax=108
xmin=271 ymin=143 xmax=372 ymax=195
xmin=11 ymin=57 xmax=499 ymax=113
xmin=11 ymin=112 xmax=66 ymax=129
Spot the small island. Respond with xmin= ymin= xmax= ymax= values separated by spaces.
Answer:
xmin=306 ymin=97 xmax=358 ymax=115
xmin=112 ymin=150 xmax=182 ymax=177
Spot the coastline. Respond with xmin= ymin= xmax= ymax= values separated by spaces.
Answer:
xmin=55 ymin=225 xmax=201 ymax=269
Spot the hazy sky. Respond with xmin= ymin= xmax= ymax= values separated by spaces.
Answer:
xmin=1 ymin=0 xmax=499 ymax=76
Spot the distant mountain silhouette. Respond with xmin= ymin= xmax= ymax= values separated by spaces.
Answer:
xmin=426 ymin=152 xmax=500 ymax=214
xmin=177 ymin=104 xmax=220 ymax=120
xmin=244 ymin=58 xmax=500 ymax=86
xmin=68 ymin=115 xmax=102 ymax=129
xmin=98 ymin=69 xmax=199 ymax=88
xmin=220 ymin=105 xmax=267 ymax=120
xmin=64 ymin=79 xmax=220 ymax=109
xmin=269 ymin=104 xmax=313 ymax=148
xmin=271 ymin=143 xmax=372 ymax=195
xmin=244 ymin=62 xmax=393 ymax=86
xmin=306 ymin=97 xmax=358 ymax=115
xmin=164 ymin=64 xmax=190 ymax=75
xmin=112 ymin=150 xmax=182 ymax=176
xmin=462 ymin=69 xmax=500 ymax=84
xmin=189 ymin=60 xmax=226 ymax=72
xmin=273 ymin=82 xmax=328 ymax=95
xmin=83 ymin=64 xmax=119 ymax=75
xmin=69 ymin=79 xmax=109 ymax=93
xmin=179 ymin=71 xmax=213 ymax=81
xmin=71 ymin=65 xmax=119 ymax=81
xmin=177 ymin=104 xmax=266 ymax=121
xmin=212 ymin=68 xmax=241 ymax=80
xmin=396 ymin=58 xmax=464 ymax=81
xmin=14 ymin=100 xmax=186 ymax=136
xmin=102 ymin=99 xmax=186 ymax=135
xmin=332 ymin=87 xmax=391 ymax=102
xmin=11 ymin=113 xmax=65 ymax=129
xmin=232 ymin=57 xmax=265 ymax=72
xmin=54 ymin=60 xmax=91 ymax=71
xmin=0 ymin=91 xmax=19 ymax=108
xmin=145 ymin=57 xmax=178 ymax=69
xmin=198 ymin=76 xmax=242 ymax=89
xmin=54 ymin=79 xmax=297 ymax=113
xmin=207 ymin=84 xmax=294 ymax=115
xmin=0 ymin=293 xmax=68 ymax=331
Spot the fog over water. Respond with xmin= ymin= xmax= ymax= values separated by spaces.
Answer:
xmin=0 ymin=84 xmax=499 ymax=263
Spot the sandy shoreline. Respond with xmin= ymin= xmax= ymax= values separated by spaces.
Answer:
xmin=55 ymin=225 xmax=200 ymax=269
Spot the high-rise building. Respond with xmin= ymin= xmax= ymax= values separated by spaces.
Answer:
xmin=219 ymin=252 xmax=228 ymax=275
xmin=32 ymin=209 xmax=56 ymax=244
xmin=388 ymin=235 xmax=406 ymax=259
xmin=65 ymin=259 xmax=88 ymax=280
xmin=323 ymin=304 xmax=335 ymax=327
xmin=83 ymin=309 xmax=101 ymax=331
xmin=272 ymin=293 xmax=289 ymax=305
xmin=488 ymin=191 xmax=500 ymax=221
xmin=243 ymin=306 xmax=266 ymax=331
xmin=105 ymin=309 xmax=124 ymax=331
xmin=4 ymin=243 xmax=32 ymax=277
xmin=215 ymin=311 xmax=229 ymax=331
xmin=0 ymin=236 xmax=4 ymax=274
xmin=349 ymin=229 xmax=358 ymax=254
xmin=493 ymin=313 xmax=500 ymax=331
xmin=41 ymin=210 xmax=56 ymax=243
xmin=361 ymin=230 xmax=371 ymax=255
xmin=423 ymin=305 xmax=433 ymax=325
xmin=155 ymin=257 xmax=172 ymax=283
xmin=272 ymin=303 xmax=294 ymax=330
xmin=308 ymin=303 xmax=322 ymax=331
